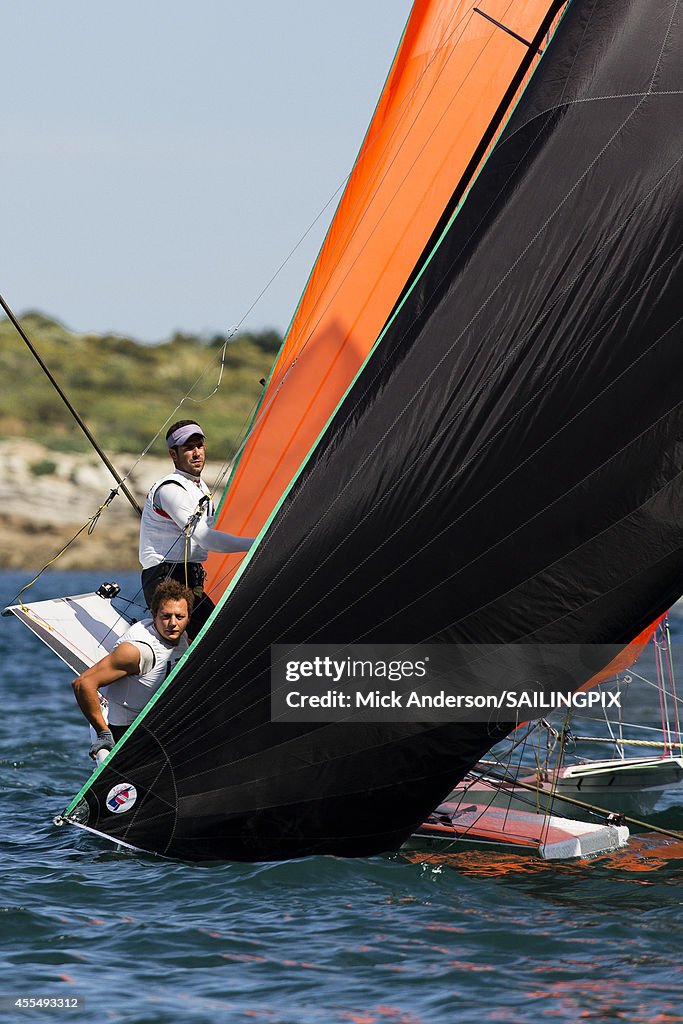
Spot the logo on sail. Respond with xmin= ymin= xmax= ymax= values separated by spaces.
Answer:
xmin=106 ymin=783 xmax=138 ymax=814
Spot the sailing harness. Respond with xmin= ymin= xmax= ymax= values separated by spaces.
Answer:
xmin=140 ymin=473 xmax=214 ymax=596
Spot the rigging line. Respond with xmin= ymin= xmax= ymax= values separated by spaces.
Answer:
xmin=0 ymin=293 xmax=142 ymax=517
xmin=599 ymin=680 xmax=624 ymax=758
xmin=13 ymin=490 xmax=121 ymax=608
xmin=206 ymin=3 xmax=558 ymax=527
xmin=655 ymin=625 xmax=672 ymax=745
xmin=665 ymin=618 xmax=682 ymax=746
xmin=570 ymin=736 xmax=683 ymax=750
xmin=537 ymin=714 xmax=572 ymax=835
xmin=223 ymin=186 xmax=346 ymax=342
xmin=208 ymin=2 xmax=495 ymax=497
xmin=213 ymin=287 xmax=683 ymax=674
xmin=208 ymin=152 xmax=683 ymax=598
xmin=658 ymin=620 xmax=678 ymax=746
xmin=208 ymin=385 xmax=275 ymax=497
xmin=112 ymin=333 xmax=237 ymax=491
xmin=214 ymin=0 xmax=546 ymax=503
xmin=194 ymin=296 xmax=683 ymax=745
xmin=581 ymin=715 xmax=683 ymax=732
xmin=99 ymin=325 xmax=259 ymax=521
xmin=221 ymin=90 xmax=676 ymax=642
xmin=476 ymin=765 xmax=683 ymax=841
xmin=259 ymin=0 xmax=559 ymax=423
xmin=204 ymin=151 xmax=672 ymax=601
xmin=259 ymin=2 xmax=504 ymax=372
xmin=627 ymin=670 xmax=683 ymax=709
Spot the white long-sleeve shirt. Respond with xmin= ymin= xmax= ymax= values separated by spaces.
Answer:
xmin=139 ymin=470 xmax=254 ymax=568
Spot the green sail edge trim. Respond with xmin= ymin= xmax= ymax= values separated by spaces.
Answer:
xmin=63 ymin=11 xmax=563 ymax=819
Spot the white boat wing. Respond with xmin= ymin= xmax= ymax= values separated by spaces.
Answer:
xmin=3 ymin=590 xmax=135 ymax=674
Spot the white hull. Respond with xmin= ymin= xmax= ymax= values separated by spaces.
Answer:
xmin=454 ymin=756 xmax=683 ymax=819
xmin=408 ymin=800 xmax=629 ymax=859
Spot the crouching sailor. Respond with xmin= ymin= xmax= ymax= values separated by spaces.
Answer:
xmin=72 ymin=580 xmax=193 ymax=760
xmin=139 ymin=419 xmax=254 ymax=639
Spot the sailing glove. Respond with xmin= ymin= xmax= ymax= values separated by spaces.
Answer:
xmin=89 ymin=728 xmax=114 ymax=759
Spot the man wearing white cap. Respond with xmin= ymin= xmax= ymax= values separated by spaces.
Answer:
xmin=139 ymin=419 xmax=253 ymax=638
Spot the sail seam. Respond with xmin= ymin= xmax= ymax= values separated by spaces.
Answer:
xmin=158 ymin=299 xmax=683 ymax=764
xmin=213 ymin=3 xmax=484 ymax=512
xmin=142 ymin=723 xmax=504 ymax=796
xmin=158 ymin=353 xmax=683 ymax=765
xmin=419 ymin=400 xmax=683 ymax=641
xmin=162 ymin=411 xmax=683 ymax=786
xmin=147 ymin=91 xmax=683 ymax=765
xmin=145 ymin=77 xmax=679 ymax=770
xmin=210 ymin=2 xmax=562 ymax=548
xmin=203 ymin=3 xmax=571 ymax=614
xmin=200 ymin=87 xmax=662 ymax=666
xmin=497 ymin=91 xmax=683 ymax=152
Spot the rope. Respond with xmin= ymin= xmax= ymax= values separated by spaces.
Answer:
xmin=571 ymin=735 xmax=683 ymax=752
xmin=14 ymin=488 xmax=121 ymax=611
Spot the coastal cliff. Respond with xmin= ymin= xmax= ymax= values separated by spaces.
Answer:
xmin=0 ymin=440 xmax=235 ymax=571
xmin=0 ymin=313 xmax=278 ymax=571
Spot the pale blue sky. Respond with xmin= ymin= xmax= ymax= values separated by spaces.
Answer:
xmin=3 ymin=1 xmax=413 ymax=342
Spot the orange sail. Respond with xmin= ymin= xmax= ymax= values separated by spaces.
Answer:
xmin=581 ymin=617 xmax=666 ymax=691
xmin=207 ymin=0 xmax=564 ymax=599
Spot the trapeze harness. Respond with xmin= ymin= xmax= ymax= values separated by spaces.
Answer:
xmin=139 ymin=471 xmax=214 ymax=595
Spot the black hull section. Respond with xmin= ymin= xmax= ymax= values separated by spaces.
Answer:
xmin=76 ymin=720 xmax=510 ymax=862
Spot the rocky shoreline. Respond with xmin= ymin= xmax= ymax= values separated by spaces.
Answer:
xmin=0 ymin=439 xmax=225 ymax=570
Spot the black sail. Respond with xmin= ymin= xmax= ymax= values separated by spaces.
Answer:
xmin=66 ymin=0 xmax=683 ymax=861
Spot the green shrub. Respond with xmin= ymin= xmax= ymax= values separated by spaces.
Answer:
xmin=29 ymin=458 xmax=58 ymax=477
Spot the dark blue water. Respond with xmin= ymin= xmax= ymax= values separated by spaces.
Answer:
xmin=2 ymin=570 xmax=682 ymax=1024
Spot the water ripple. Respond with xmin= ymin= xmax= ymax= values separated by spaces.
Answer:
xmin=1 ymin=571 xmax=682 ymax=1023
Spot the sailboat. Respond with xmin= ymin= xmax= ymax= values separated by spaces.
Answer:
xmin=7 ymin=0 xmax=683 ymax=862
